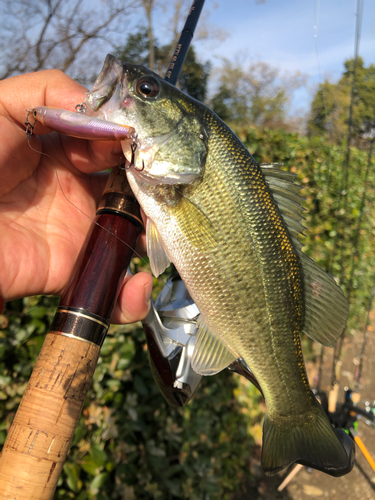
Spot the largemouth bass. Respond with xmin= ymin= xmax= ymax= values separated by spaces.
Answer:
xmin=85 ymin=55 xmax=354 ymax=476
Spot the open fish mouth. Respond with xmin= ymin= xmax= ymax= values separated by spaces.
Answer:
xmin=85 ymin=54 xmax=148 ymax=120
xmin=85 ymin=55 xmax=205 ymax=185
xmin=85 ymin=54 xmax=124 ymax=113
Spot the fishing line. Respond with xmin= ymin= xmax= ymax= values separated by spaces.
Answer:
xmin=312 ymin=0 xmax=368 ymax=390
xmin=330 ymin=0 xmax=365 ymax=387
xmin=328 ymin=3 xmax=361 ymax=277
xmin=354 ymin=275 xmax=375 ymax=393
xmin=350 ymin=137 xmax=375 ymax=390
xmin=313 ymin=0 xmax=336 ymax=186
xmin=312 ymin=0 xmax=347 ymax=389
xmin=336 ymin=0 xmax=364 ymax=285
xmin=332 ymin=137 xmax=373 ymax=386
xmin=328 ymin=0 xmax=363 ymax=278
xmin=312 ymin=0 xmax=337 ymax=388
xmin=23 ymin=114 xmax=149 ymax=265
xmin=343 ymin=138 xmax=374 ymax=309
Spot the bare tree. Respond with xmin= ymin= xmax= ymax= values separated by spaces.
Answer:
xmin=139 ymin=0 xmax=227 ymax=76
xmin=210 ymin=56 xmax=306 ymax=129
xmin=141 ymin=0 xmax=156 ymax=71
xmin=0 ymin=0 xmax=140 ymax=82
xmin=165 ymin=0 xmax=227 ymax=55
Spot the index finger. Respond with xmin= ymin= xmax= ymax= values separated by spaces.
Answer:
xmin=1 ymin=69 xmax=87 ymax=131
xmin=0 ymin=70 xmax=125 ymax=176
xmin=0 ymin=70 xmax=88 ymax=180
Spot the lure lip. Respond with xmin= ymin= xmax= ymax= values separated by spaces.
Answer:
xmin=29 ymin=106 xmax=137 ymax=141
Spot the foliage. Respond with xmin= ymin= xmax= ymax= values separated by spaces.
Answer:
xmin=0 ymin=296 xmax=60 ymax=440
xmin=308 ymin=57 xmax=375 ymax=144
xmin=209 ymin=58 xmax=305 ymax=129
xmin=0 ymin=297 xmax=258 ymax=499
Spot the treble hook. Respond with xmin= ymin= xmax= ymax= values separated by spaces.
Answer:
xmin=75 ymin=102 xmax=86 ymax=113
xmin=25 ymin=110 xmax=36 ymax=140
xmin=126 ymin=141 xmax=145 ymax=171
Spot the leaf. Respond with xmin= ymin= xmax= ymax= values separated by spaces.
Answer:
xmin=0 ymin=376 xmax=11 ymax=386
xmin=89 ymin=472 xmax=109 ymax=494
xmin=63 ymin=463 xmax=81 ymax=493
xmin=80 ymin=457 xmax=100 ymax=476
xmin=133 ymin=374 xmax=149 ymax=396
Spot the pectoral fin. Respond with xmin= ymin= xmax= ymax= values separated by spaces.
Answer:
xmin=173 ymin=196 xmax=218 ymax=251
xmin=191 ymin=317 xmax=237 ymax=375
xmin=146 ymin=217 xmax=171 ymax=277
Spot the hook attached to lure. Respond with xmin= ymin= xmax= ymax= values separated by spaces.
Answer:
xmin=126 ymin=142 xmax=145 ymax=172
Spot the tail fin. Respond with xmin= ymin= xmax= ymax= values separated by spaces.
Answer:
xmin=261 ymin=402 xmax=355 ymax=477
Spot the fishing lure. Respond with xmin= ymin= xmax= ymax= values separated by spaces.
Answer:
xmin=27 ymin=105 xmax=137 ymax=141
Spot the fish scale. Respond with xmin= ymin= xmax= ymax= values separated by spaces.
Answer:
xmin=86 ymin=55 xmax=354 ymax=477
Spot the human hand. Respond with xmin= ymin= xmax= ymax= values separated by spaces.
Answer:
xmin=0 ymin=70 xmax=152 ymax=322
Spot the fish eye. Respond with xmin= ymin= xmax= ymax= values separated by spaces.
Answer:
xmin=136 ymin=77 xmax=160 ymax=98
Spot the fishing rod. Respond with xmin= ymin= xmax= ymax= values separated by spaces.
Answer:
xmin=0 ymin=2 xmax=205 ymax=498
xmin=165 ymin=0 xmax=205 ymax=85
xmin=329 ymin=0 xmax=364 ymax=388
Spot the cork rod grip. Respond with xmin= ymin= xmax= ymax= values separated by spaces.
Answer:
xmin=0 ymin=333 xmax=100 ymax=499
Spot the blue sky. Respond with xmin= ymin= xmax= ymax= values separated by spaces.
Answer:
xmin=153 ymin=0 xmax=374 ymax=115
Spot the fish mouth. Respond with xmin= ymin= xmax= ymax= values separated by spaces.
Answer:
xmin=86 ymin=55 xmax=149 ymax=114
xmin=85 ymin=54 xmax=124 ymax=112
xmin=84 ymin=54 xmax=139 ymax=161
xmin=85 ymin=55 xmax=152 ymax=132
xmin=85 ymin=56 xmax=181 ymax=181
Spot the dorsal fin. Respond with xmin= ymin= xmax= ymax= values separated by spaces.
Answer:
xmin=260 ymin=163 xmax=349 ymax=347
xmin=261 ymin=163 xmax=306 ymax=249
